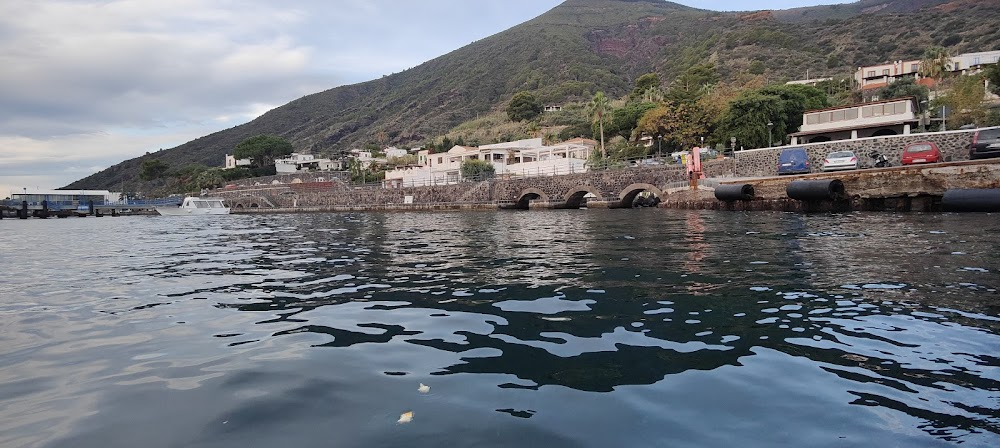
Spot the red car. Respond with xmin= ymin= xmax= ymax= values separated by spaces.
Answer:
xmin=901 ymin=141 xmax=942 ymax=165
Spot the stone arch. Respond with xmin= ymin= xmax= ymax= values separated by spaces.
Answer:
xmin=561 ymin=186 xmax=604 ymax=209
xmin=617 ymin=183 xmax=664 ymax=208
xmin=514 ymin=188 xmax=549 ymax=210
xmin=250 ymin=203 xmax=260 ymax=208
xmin=872 ymin=128 xmax=897 ymax=137
xmin=234 ymin=203 xmax=244 ymax=209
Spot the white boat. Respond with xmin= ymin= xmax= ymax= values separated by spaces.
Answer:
xmin=155 ymin=197 xmax=230 ymax=216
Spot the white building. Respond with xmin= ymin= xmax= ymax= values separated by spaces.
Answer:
xmin=383 ymin=138 xmax=595 ymax=188
xmin=10 ymin=189 xmax=121 ymax=204
xmin=854 ymin=49 xmax=1000 ymax=92
xmin=224 ymin=154 xmax=251 ymax=169
xmin=384 ymin=147 xmax=409 ymax=159
xmin=275 ymin=153 xmax=338 ymax=174
xmin=790 ymin=97 xmax=920 ymax=144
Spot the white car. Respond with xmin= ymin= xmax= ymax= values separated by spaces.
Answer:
xmin=822 ymin=150 xmax=858 ymax=172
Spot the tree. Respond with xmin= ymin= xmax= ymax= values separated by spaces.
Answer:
xmin=460 ymin=159 xmax=495 ymax=181
xmin=666 ymin=63 xmax=720 ymax=104
xmin=195 ymin=169 xmax=225 ymax=190
xmin=938 ymin=74 xmax=988 ymax=128
xmin=919 ymin=46 xmax=952 ymax=93
xmin=506 ymin=91 xmax=542 ymax=122
xmin=607 ymin=102 xmax=657 ymax=140
xmin=984 ymin=62 xmax=1000 ymax=96
xmin=714 ymin=84 xmax=828 ymax=149
xmin=586 ymin=91 xmax=612 ymax=157
xmin=874 ymin=78 xmax=929 ymax=110
xmin=636 ymin=102 xmax=710 ymax=153
xmin=630 ymin=73 xmax=661 ymax=99
xmin=140 ymin=159 xmax=169 ymax=181
xmin=233 ymin=135 xmax=294 ymax=168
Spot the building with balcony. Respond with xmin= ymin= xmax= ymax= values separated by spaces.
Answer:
xmin=854 ymin=50 xmax=1000 ymax=92
xmin=275 ymin=153 xmax=338 ymax=174
xmin=383 ymin=138 xmax=595 ymax=188
xmin=789 ymin=97 xmax=920 ymax=145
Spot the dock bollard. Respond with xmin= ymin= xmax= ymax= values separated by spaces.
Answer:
xmin=20 ymin=201 xmax=28 ymax=219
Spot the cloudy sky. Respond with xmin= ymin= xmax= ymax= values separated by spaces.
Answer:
xmin=0 ymin=0 xmax=849 ymax=196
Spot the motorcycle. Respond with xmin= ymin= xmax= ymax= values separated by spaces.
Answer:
xmin=869 ymin=151 xmax=891 ymax=168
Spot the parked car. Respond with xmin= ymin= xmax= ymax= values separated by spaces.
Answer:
xmin=901 ymin=141 xmax=942 ymax=165
xmin=821 ymin=150 xmax=858 ymax=172
xmin=777 ymin=147 xmax=811 ymax=175
xmin=969 ymin=128 xmax=1000 ymax=160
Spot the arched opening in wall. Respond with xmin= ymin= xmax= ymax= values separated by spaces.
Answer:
xmin=620 ymin=188 xmax=661 ymax=208
xmin=809 ymin=136 xmax=832 ymax=143
xmin=250 ymin=203 xmax=260 ymax=208
xmin=515 ymin=193 xmax=541 ymax=210
xmin=872 ymin=129 xmax=897 ymax=137
xmin=235 ymin=204 xmax=244 ymax=209
xmin=616 ymin=183 xmax=664 ymax=209
xmin=563 ymin=190 xmax=592 ymax=209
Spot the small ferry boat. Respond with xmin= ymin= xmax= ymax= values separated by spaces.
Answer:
xmin=155 ymin=197 xmax=230 ymax=216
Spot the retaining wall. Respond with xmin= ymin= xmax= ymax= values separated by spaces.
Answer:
xmin=735 ymin=129 xmax=981 ymax=177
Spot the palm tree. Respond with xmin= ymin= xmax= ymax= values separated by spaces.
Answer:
xmin=586 ymin=91 xmax=612 ymax=158
xmin=919 ymin=46 xmax=953 ymax=96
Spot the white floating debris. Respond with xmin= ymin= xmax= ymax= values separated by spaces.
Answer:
xmin=418 ymin=384 xmax=430 ymax=394
xmin=586 ymin=289 xmax=606 ymax=294
xmin=398 ymin=411 xmax=414 ymax=424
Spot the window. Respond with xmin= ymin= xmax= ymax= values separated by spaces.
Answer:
xmin=973 ymin=57 xmax=980 ymax=66
xmin=954 ymin=62 xmax=960 ymax=70
xmin=882 ymin=69 xmax=890 ymax=76
xmin=437 ymin=157 xmax=443 ymax=164
xmin=867 ymin=70 xmax=876 ymax=77
xmin=911 ymin=63 xmax=919 ymax=72
xmin=905 ymin=144 xmax=932 ymax=153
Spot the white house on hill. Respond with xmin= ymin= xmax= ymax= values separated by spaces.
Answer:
xmin=383 ymin=138 xmax=595 ymax=188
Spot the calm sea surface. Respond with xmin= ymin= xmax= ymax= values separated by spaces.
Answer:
xmin=1 ymin=210 xmax=998 ymax=447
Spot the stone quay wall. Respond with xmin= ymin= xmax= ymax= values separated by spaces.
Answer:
xmin=217 ymin=159 xmax=735 ymax=211
xmin=734 ymin=129 xmax=980 ymax=178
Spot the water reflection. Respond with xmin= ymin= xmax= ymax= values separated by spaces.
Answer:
xmin=1 ymin=211 xmax=998 ymax=446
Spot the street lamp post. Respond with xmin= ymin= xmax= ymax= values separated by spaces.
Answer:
xmin=941 ymin=105 xmax=947 ymax=132
xmin=767 ymin=121 xmax=774 ymax=147
xmin=730 ymin=137 xmax=737 ymax=176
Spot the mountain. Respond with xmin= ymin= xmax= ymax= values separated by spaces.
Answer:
xmin=67 ymin=0 xmax=1000 ymax=190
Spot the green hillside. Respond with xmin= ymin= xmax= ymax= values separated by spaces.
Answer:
xmin=67 ymin=0 xmax=1000 ymax=191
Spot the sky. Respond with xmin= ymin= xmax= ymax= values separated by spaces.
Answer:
xmin=0 ymin=0 xmax=851 ymax=196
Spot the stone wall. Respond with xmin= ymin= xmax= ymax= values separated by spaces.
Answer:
xmin=219 ymin=159 xmax=735 ymax=210
xmin=735 ymin=129 xmax=979 ymax=177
